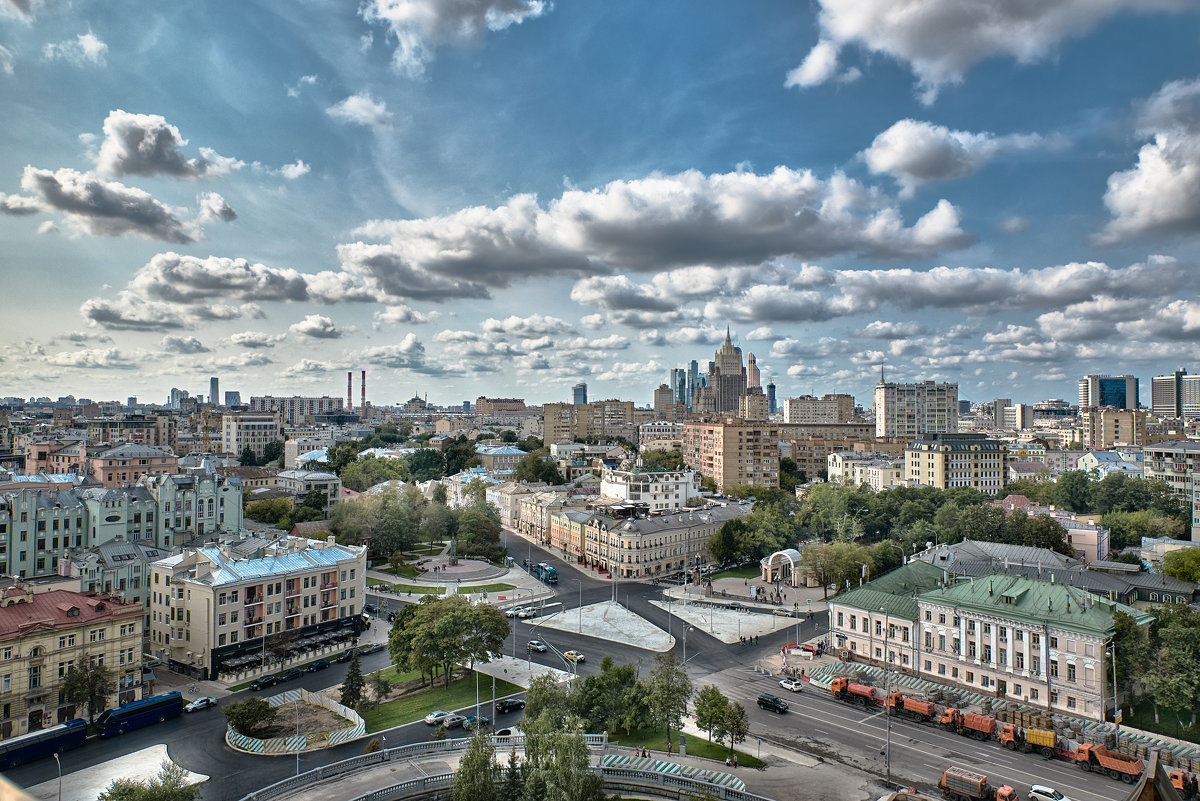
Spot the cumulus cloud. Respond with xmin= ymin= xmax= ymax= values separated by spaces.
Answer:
xmin=1096 ymin=76 xmax=1200 ymax=243
xmin=326 ymin=93 xmax=393 ymax=127
xmin=783 ymin=39 xmax=859 ymax=87
xmin=281 ymin=359 xmax=336 ymax=377
xmin=161 ymin=335 xmax=209 ymax=354
xmin=861 ymin=119 xmax=1060 ymax=194
xmin=357 ymin=334 xmax=444 ymax=373
xmin=94 ymin=110 xmax=235 ymax=179
xmin=0 ymin=192 xmax=43 ymax=215
xmin=570 ymin=275 xmax=676 ymax=312
xmin=862 ymin=320 xmax=925 ymax=338
xmin=481 ymin=314 xmax=576 ymax=337
xmin=289 ymin=314 xmax=342 ymax=339
xmin=43 ymin=32 xmax=107 ymax=66
xmin=197 ymin=192 xmax=236 ymax=223
xmin=20 ymin=166 xmax=193 ymax=242
xmin=372 ymin=305 xmax=439 ymax=327
xmin=279 ymin=159 xmax=310 ymax=179
xmin=79 ymin=291 xmax=261 ymax=331
xmin=336 ymin=241 xmax=491 ymax=300
xmin=360 ymin=0 xmax=549 ymax=76
xmin=228 ymin=331 xmax=286 ymax=349
xmin=46 ymin=347 xmax=136 ymax=369
xmin=792 ymin=0 xmax=1190 ymax=103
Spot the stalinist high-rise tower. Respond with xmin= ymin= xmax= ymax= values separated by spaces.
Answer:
xmin=711 ymin=327 xmax=747 ymax=413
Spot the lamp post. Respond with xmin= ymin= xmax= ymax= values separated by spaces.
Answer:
xmin=881 ymin=605 xmax=892 ymax=787
xmin=571 ymin=579 xmax=583 ymax=634
xmin=855 ymin=561 xmax=870 ymax=587
xmin=1108 ymin=642 xmax=1120 ymax=735
xmin=683 ymin=626 xmax=694 ymax=665
xmin=53 ymin=752 xmax=61 ymax=801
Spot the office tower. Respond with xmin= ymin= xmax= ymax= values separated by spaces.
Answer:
xmin=992 ymin=398 xmax=1011 ymax=428
xmin=168 ymin=388 xmax=188 ymax=409
xmin=572 ymin=382 xmax=588 ymax=406
xmin=1151 ymin=369 xmax=1187 ymax=418
xmin=126 ymin=397 xmax=136 ymax=408
xmin=1078 ymin=374 xmax=1138 ymax=410
xmin=653 ymin=384 xmax=674 ymax=416
xmin=709 ymin=327 xmax=747 ymax=414
xmin=224 ymin=391 xmax=242 ymax=406
xmin=874 ymin=377 xmax=958 ymax=439
xmin=766 ymin=381 xmax=776 ymax=415
xmin=209 ymin=376 xmax=219 ymax=406
xmin=747 ymin=353 xmax=760 ymax=389
xmin=687 ymin=360 xmax=699 ymax=410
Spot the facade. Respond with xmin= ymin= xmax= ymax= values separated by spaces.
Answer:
xmin=475 ymin=444 xmax=526 ymax=477
xmin=783 ymin=394 xmax=856 ymax=424
xmin=148 ymin=536 xmax=366 ymax=679
xmin=1142 ymin=440 xmax=1200 ymax=539
xmin=222 ymin=412 xmax=281 ymax=461
xmin=580 ymin=502 xmax=753 ymax=577
xmin=60 ymin=540 xmax=171 ymax=618
xmin=541 ymin=400 xmax=638 ymax=444
xmin=1078 ymin=375 xmax=1139 ymax=411
xmin=209 ymin=377 xmax=219 ymax=406
xmin=1081 ymin=409 xmax=1147 ymax=449
xmin=275 ymin=470 xmax=342 ymax=515
xmin=572 ymin=383 xmax=588 ymax=406
xmin=710 ymin=329 xmax=747 ymax=414
xmin=90 ymin=444 xmax=179 ymax=488
xmin=904 ymin=433 xmax=1008 ymax=493
xmin=139 ymin=472 xmax=244 ymax=547
xmin=991 ymin=495 xmax=1111 ymax=562
xmin=475 ymin=398 xmax=527 ymax=415
xmin=874 ymin=380 xmax=959 ymax=440
xmin=1151 ymin=370 xmax=1187 ymax=418
xmin=484 ymin=481 xmax=548 ymax=529
xmin=737 ymin=389 xmax=768 ymax=422
xmin=599 ymin=465 xmax=700 ymax=511
xmin=682 ymin=419 xmax=780 ymax=490
xmin=0 ymin=587 xmax=145 ymax=739
xmin=249 ymin=396 xmax=343 ymax=425
xmin=827 ymin=452 xmax=904 ymax=491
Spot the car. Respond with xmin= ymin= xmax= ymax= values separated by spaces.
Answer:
xmin=778 ymin=678 xmax=804 ymax=693
xmin=728 ymin=602 xmax=745 ymax=610
xmin=517 ymin=607 xmax=537 ymax=619
xmin=494 ymin=727 xmax=522 ymax=737
xmin=424 ymin=710 xmax=453 ymax=726
xmin=504 ymin=606 xmax=522 ymax=618
xmin=249 ymin=675 xmax=278 ymax=691
xmin=527 ymin=639 xmax=548 ymax=652
xmin=563 ymin=650 xmax=585 ymax=663
xmin=357 ymin=643 xmax=385 ymax=655
xmin=335 ymin=649 xmax=355 ymax=663
xmin=363 ymin=603 xmax=378 ymax=614
xmin=442 ymin=714 xmax=467 ymax=729
xmin=277 ymin=668 xmax=305 ymax=682
xmin=1030 ymin=787 xmax=1071 ymax=801
xmin=184 ymin=696 xmax=218 ymax=712
xmin=495 ymin=698 xmax=526 ymax=714
xmin=757 ymin=693 xmax=789 ymax=713
xmin=773 ymin=608 xmax=795 ymax=617
xmin=307 ymin=659 xmax=331 ymax=672
xmin=463 ymin=715 xmax=491 ymax=731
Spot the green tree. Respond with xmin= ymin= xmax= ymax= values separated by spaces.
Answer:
xmin=713 ymin=701 xmax=749 ymax=756
xmin=1112 ymin=611 xmax=1151 ymax=706
xmin=406 ymin=448 xmax=447 ymax=481
xmin=222 ymin=697 xmax=278 ymax=735
xmin=453 ymin=727 xmax=498 ymax=801
xmin=432 ymin=482 xmax=448 ymax=505
xmin=524 ymin=673 xmax=575 ymax=729
xmin=239 ymin=446 xmax=259 ymax=467
xmin=97 ymin=760 xmax=201 ymax=801
xmin=1163 ymin=549 xmax=1200 ymax=583
xmin=693 ymin=685 xmax=728 ymax=743
xmin=403 ymin=595 xmax=509 ymax=688
xmin=341 ymin=651 xmax=365 ymax=710
xmin=640 ymin=449 xmax=685 ymax=470
xmin=575 ymin=656 xmax=638 ymax=733
xmin=499 ymin=747 xmax=526 ymax=801
xmin=513 ymin=452 xmax=564 ymax=484
xmin=60 ymin=661 xmax=116 ymax=724
xmin=262 ymin=439 xmax=285 ymax=465
xmin=244 ymin=497 xmax=293 ymax=524
xmin=647 ymin=652 xmax=693 ymax=752
xmin=341 ymin=455 xmax=409 ymax=492
xmin=706 ymin=519 xmax=741 ymax=565
xmin=370 ymin=672 xmax=392 ymax=704
xmin=1052 ymin=471 xmax=1093 ymax=513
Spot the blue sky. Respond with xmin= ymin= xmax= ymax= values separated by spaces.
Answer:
xmin=2 ymin=0 xmax=1200 ymax=409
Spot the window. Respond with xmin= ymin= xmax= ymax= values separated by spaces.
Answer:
xmin=983 ymin=644 xmax=992 ymax=662
xmin=1016 ymin=653 xmax=1025 ymax=670
xmin=231 ymin=590 xmax=239 ymax=602
xmin=968 ymin=642 xmax=977 ymax=659
xmin=925 ymin=632 xmax=933 ymax=649
xmin=1031 ymin=656 xmax=1040 ymax=674
xmin=938 ymin=634 xmax=945 ymax=651
xmin=952 ymin=667 xmax=959 ymax=679
xmin=875 ymin=621 xmax=882 ymax=636
xmin=1049 ymin=635 xmax=1058 ymax=649
xmin=838 ymin=612 xmax=844 ymax=627
xmin=1015 ymin=630 xmax=1023 ymax=642
xmin=998 ymin=649 xmax=1006 ymax=665
xmin=218 ymin=634 xmax=227 ymax=646
xmin=966 ymin=671 xmax=974 ymax=684
xmin=1030 ymin=688 xmax=1039 ymax=701
xmin=924 ymin=660 xmax=932 ymax=671
xmin=938 ymin=663 xmax=946 ymax=675
xmin=968 ymin=620 xmax=976 ymax=633
xmin=983 ymin=623 xmax=991 ymax=634
xmin=1031 ymin=632 xmax=1040 ymax=647
xmin=1050 ymin=660 xmax=1059 ymax=678
xmin=1067 ymin=663 xmax=1076 ymax=683
xmin=218 ymin=613 xmax=227 ymax=626
xmin=1066 ymin=696 xmax=1076 ymax=709
xmin=938 ymin=613 xmax=946 ymax=624
xmin=924 ymin=610 xmax=932 ymax=621
xmin=1014 ymin=684 xmax=1022 ymax=696
xmin=849 ymin=615 xmax=856 ymax=629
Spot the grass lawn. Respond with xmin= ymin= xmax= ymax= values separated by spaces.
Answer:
xmin=376 ymin=564 xmax=421 ymax=578
xmin=608 ymin=726 xmax=764 ymax=767
xmin=1123 ymin=699 xmax=1200 ymax=744
xmin=361 ymin=671 xmax=523 ymax=732
xmin=709 ymin=566 xmax=760 ymax=580
xmin=390 ymin=583 xmax=446 ymax=595
xmin=457 ymin=583 xmax=515 ymax=593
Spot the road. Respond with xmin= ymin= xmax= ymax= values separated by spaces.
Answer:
xmin=6 ymin=536 xmax=1131 ymax=801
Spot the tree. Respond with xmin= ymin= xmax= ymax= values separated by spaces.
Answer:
xmin=60 ymin=661 xmax=116 ymax=724
xmin=801 ymin=543 xmax=837 ymax=598
xmin=1053 ymin=471 xmax=1093 ymax=513
xmin=262 ymin=439 xmax=285 ymax=465
xmin=432 ymin=482 xmax=448 ymax=506
xmin=640 ymin=448 xmax=684 ymax=470
xmin=244 ymin=497 xmax=293 ymax=524
xmin=514 ymin=452 xmax=564 ymax=485
xmin=402 ymin=595 xmax=509 ymax=688
xmin=618 ymin=679 xmax=654 ymax=736
xmin=406 ymin=449 xmax=447 ymax=481
xmin=499 ymin=747 xmax=526 ymax=801
xmin=713 ymin=701 xmax=749 ymax=756
xmin=454 ymin=727 xmax=498 ymax=801
xmin=647 ymin=652 xmax=693 ymax=752
xmin=693 ymin=685 xmax=728 ymax=743
xmin=576 ymin=656 xmax=638 ymax=733
xmin=341 ymin=651 xmax=365 ymax=710
xmin=1112 ymin=610 xmax=1151 ymax=706
xmin=239 ymin=446 xmax=259 ymax=467
xmin=97 ymin=760 xmax=201 ymax=801
xmin=524 ymin=673 xmax=574 ymax=729
xmin=222 ymin=697 xmax=278 ymax=735
xmin=706 ymin=520 xmax=741 ymax=566
xmin=1163 ymin=548 xmax=1200 ymax=583
xmin=370 ymin=672 xmax=392 ymax=704
xmin=341 ymin=455 xmax=409 ymax=492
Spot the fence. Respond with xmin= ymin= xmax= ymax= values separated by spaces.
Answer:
xmin=226 ymin=688 xmax=365 ymax=755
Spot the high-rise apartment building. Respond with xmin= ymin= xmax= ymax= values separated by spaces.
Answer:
xmin=992 ymin=398 xmax=1011 ymax=428
xmin=738 ymin=388 xmax=768 ymax=421
xmin=1142 ymin=441 xmax=1200 ymax=539
xmin=1151 ymin=369 xmax=1187 ymax=418
xmin=687 ymin=360 xmax=699 ymax=409
xmin=1081 ymin=408 xmax=1146 ymax=449
xmin=249 ymin=396 xmax=343 ymax=425
xmin=682 ymin=419 xmax=779 ymax=490
xmin=572 ymin=382 xmax=588 ymax=406
xmin=873 ymin=379 xmax=958 ymax=440
xmin=1078 ymin=374 xmax=1138 ymax=410
xmin=784 ymin=394 xmax=855 ymax=424
xmin=209 ymin=377 xmax=219 ymax=406
xmin=222 ymin=411 xmax=281 ymax=460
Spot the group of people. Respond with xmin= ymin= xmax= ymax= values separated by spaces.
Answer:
xmin=740 ymin=635 xmax=759 ymax=645
xmin=724 ymin=755 xmax=739 ymax=768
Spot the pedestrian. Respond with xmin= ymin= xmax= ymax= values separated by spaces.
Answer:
xmin=725 ymin=756 xmax=731 ymax=766
xmin=732 ymin=755 xmax=738 ymax=768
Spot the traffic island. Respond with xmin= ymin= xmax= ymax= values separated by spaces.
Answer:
xmin=227 ymin=688 xmax=365 ymax=755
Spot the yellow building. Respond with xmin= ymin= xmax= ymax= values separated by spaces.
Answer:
xmin=682 ymin=419 xmax=779 ymax=490
xmin=904 ymin=433 xmax=1008 ymax=494
xmin=0 ymin=587 xmax=144 ymax=739
xmin=1082 ymin=408 xmax=1147 ymax=449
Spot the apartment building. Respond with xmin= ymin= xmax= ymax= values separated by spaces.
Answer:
xmin=1081 ymin=409 xmax=1147 ymax=449
xmin=1142 ymin=440 xmax=1200 ymax=539
xmin=904 ymin=433 xmax=1008 ymax=494
xmin=249 ymin=396 xmax=343 ymax=425
xmin=826 ymin=452 xmax=904 ymax=492
xmin=148 ymin=536 xmax=366 ymax=679
xmin=0 ymin=586 xmax=144 ymax=739
xmin=682 ymin=419 xmax=779 ymax=490
xmin=475 ymin=444 xmax=526 ymax=476
xmin=484 ymin=481 xmax=549 ymax=529
xmin=541 ymin=400 xmax=638 ymax=444
xmin=638 ymin=421 xmax=684 ymax=451
xmin=475 ymin=397 xmax=527 ymax=415
xmin=579 ymin=502 xmax=753 ymax=578
xmin=599 ymin=465 xmax=700 ymax=511
xmin=275 ymin=470 xmax=342 ymax=516
xmin=783 ymin=394 xmax=855 ymax=424
xmin=221 ymin=412 xmax=281 ymax=461
xmin=874 ymin=380 xmax=958 ymax=440
xmin=90 ymin=443 xmax=179 ymax=488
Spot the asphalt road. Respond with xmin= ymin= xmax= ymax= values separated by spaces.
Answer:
xmin=5 ymin=537 xmax=1130 ymax=801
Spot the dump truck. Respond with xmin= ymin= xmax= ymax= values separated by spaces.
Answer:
xmin=1075 ymin=744 xmax=1143 ymax=783
xmin=938 ymin=767 xmax=1017 ymax=801
xmin=830 ymin=676 xmax=880 ymax=706
xmin=940 ymin=709 xmax=996 ymax=740
xmin=999 ymin=724 xmax=1064 ymax=759
xmin=885 ymin=692 xmax=938 ymax=723
xmin=1168 ymin=769 xmax=1197 ymax=800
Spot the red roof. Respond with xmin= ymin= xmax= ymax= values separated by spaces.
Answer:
xmin=0 ymin=589 xmax=143 ymax=640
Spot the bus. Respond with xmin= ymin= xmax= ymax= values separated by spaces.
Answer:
xmin=95 ymin=692 xmax=184 ymax=737
xmin=533 ymin=563 xmax=559 ymax=585
xmin=0 ymin=718 xmax=87 ymax=769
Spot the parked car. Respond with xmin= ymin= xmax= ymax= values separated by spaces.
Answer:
xmin=184 ymin=696 xmax=218 ymax=712
xmin=494 ymin=727 xmax=522 ymax=737
xmin=249 ymin=675 xmax=278 ymax=691
xmin=778 ymin=678 xmax=804 ymax=693
xmin=563 ymin=650 xmax=585 ymax=663
xmin=773 ymin=608 xmax=795 ymax=617
xmin=335 ymin=650 xmax=355 ymax=663
xmin=308 ymin=659 xmax=331 ymax=672
xmin=495 ymin=698 xmax=526 ymax=714
xmin=442 ymin=714 xmax=467 ymax=729
xmin=363 ymin=603 xmax=378 ymax=614
xmin=277 ymin=668 xmax=305 ymax=682
xmin=424 ymin=710 xmax=453 ymax=726
xmin=517 ymin=607 xmax=537 ymax=619
xmin=527 ymin=639 xmax=548 ymax=652
xmin=357 ymin=643 xmax=385 ymax=655
xmin=757 ymin=693 xmax=789 ymax=713
xmin=504 ymin=606 xmax=522 ymax=618
xmin=463 ymin=715 xmax=491 ymax=731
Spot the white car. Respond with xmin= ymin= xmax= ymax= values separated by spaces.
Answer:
xmin=184 ymin=696 xmax=218 ymax=712
xmin=527 ymin=639 xmax=548 ymax=652
xmin=1029 ymin=786 xmax=1071 ymax=801
xmin=517 ymin=607 xmax=538 ymax=619
xmin=504 ymin=606 xmax=522 ymax=618
xmin=424 ymin=709 xmax=453 ymax=725
xmin=778 ymin=678 xmax=804 ymax=693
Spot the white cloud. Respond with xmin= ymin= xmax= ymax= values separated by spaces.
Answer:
xmin=360 ymin=0 xmax=549 ymax=77
xmin=327 ymin=93 xmax=393 ymax=127
xmin=20 ymin=166 xmax=194 ymax=242
xmin=161 ymin=335 xmax=210 ymax=354
xmin=228 ymin=331 xmax=285 ymax=349
xmin=480 ymin=314 xmax=576 ymax=337
xmin=46 ymin=347 xmax=136 ymax=369
xmin=281 ymin=358 xmax=336 ymax=377
xmin=792 ymin=0 xmax=1191 ymax=103
xmin=357 ymin=334 xmax=445 ymax=374
xmin=862 ymin=320 xmax=925 ymax=338
xmin=95 ymin=110 xmax=230 ymax=179
xmin=784 ymin=39 xmax=859 ymax=87
xmin=43 ymin=31 xmax=108 ymax=66
xmin=289 ymin=314 xmax=343 ymax=339
xmin=373 ymin=305 xmax=440 ymax=327
xmin=279 ymin=159 xmax=310 ymax=179
xmin=745 ymin=327 xmax=777 ymax=340
xmin=0 ymin=192 xmax=44 ymax=215
xmin=286 ymin=74 xmax=317 ymax=98
xmin=998 ymin=216 xmax=1029 ymax=234
xmin=196 ymin=192 xmax=236 ymax=223
xmin=0 ymin=44 xmax=13 ymax=75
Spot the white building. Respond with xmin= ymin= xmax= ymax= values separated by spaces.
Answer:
xmin=600 ymin=465 xmax=700 ymax=511
xmin=276 ymin=470 xmax=342 ymax=515
xmin=222 ymin=412 xmax=281 ymax=461
xmin=874 ymin=380 xmax=958 ymax=440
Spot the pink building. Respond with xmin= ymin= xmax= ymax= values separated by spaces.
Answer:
xmin=90 ymin=443 xmax=179 ymax=488
xmin=991 ymin=494 xmax=1111 ymax=562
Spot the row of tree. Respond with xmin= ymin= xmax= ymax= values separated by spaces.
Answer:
xmin=1113 ymin=604 xmax=1200 ymax=727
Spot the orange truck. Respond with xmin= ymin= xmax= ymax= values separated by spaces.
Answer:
xmin=938 ymin=767 xmax=1017 ymax=801
xmin=886 ymin=692 xmax=938 ymax=723
xmin=1075 ymin=744 xmax=1144 ymax=783
xmin=999 ymin=724 xmax=1064 ymax=759
xmin=1168 ymin=768 xmax=1197 ymax=800
xmin=830 ymin=677 xmax=881 ymax=706
xmin=940 ymin=709 xmax=997 ymax=740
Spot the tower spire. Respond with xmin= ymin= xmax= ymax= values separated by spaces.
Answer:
xmin=725 ymin=325 xmax=732 ymax=345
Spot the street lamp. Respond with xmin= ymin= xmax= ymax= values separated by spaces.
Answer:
xmin=855 ymin=561 xmax=870 ymax=587
xmin=1108 ymin=642 xmax=1120 ymax=735
xmin=53 ymin=752 xmax=61 ymax=801
xmin=682 ymin=626 xmax=694 ymax=664
xmin=570 ymin=579 xmax=583 ymax=634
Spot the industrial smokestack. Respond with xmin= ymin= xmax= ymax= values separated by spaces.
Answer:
xmin=347 ymin=371 xmax=353 ymax=412
xmin=361 ymin=370 xmax=366 ymax=417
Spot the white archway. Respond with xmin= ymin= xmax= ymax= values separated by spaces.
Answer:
xmin=760 ymin=548 xmax=803 ymax=586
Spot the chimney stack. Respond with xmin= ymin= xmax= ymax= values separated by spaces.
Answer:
xmin=347 ymin=371 xmax=353 ymax=412
xmin=361 ymin=370 xmax=366 ymax=417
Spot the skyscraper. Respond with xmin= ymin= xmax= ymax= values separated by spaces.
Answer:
xmin=1151 ymin=369 xmax=1187 ymax=418
xmin=1078 ymin=374 xmax=1139 ymax=410
xmin=747 ymin=353 xmax=760 ymax=389
xmin=710 ymin=327 xmax=747 ymax=414
xmin=209 ymin=376 xmax=220 ymax=406
xmin=687 ymin=360 xmax=699 ymax=409
xmin=572 ymin=382 xmax=588 ymax=406
xmin=766 ymin=381 xmax=776 ymax=415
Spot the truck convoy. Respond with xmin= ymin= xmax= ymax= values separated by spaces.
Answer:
xmin=999 ymin=724 xmax=1064 ymax=759
xmin=938 ymin=767 xmax=1018 ymax=801
xmin=830 ymin=677 xmax=881 ymax=706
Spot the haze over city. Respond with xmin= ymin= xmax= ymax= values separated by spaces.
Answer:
xmin=3 ymin=1 xmax=1200 ymax=406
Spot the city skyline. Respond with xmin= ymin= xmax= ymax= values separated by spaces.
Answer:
xmin=3 ymin=2 xmax=1200 ymax=406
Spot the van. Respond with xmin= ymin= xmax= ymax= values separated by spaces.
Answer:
xmin=757 ymin=693 xmax=789 ymax=714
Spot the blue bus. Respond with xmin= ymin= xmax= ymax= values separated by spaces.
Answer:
xmin=0 ymin=718 xmax=87 ymax=769
xmin=96 ymin=692 xmax=184 ymax=737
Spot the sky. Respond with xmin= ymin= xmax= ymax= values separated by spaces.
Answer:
xmin=2 ymin=1 xmax=1200 ymax=409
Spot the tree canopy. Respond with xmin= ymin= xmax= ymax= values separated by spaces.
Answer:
xmin=388 ymin=595 xmax=509 ymax=688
